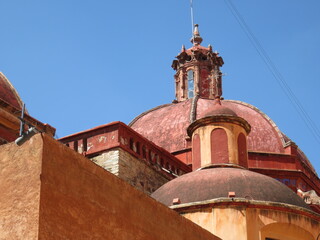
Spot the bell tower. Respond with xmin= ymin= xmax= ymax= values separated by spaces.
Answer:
xmin=172 ymin=24 xmax=224 ymax=102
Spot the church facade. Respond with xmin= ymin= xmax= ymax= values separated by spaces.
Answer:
xmin=0 ymin=25 xmax=320 ymax=239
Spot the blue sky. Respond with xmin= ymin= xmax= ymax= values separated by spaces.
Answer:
xmin=1 ymin=1 xmax=320 ymax=174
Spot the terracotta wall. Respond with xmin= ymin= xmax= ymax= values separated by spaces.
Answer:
xmin=0 ymin=135 xmax=43 ymax=239
xmin=37 ymin=134 xmax=221 ymax=239
xmin=0 ymin=133 xmax=221 ymax=239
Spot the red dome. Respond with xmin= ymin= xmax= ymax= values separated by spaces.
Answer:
xmin=0 ymin=72 xmax=23 ymax=109
xmin=129 ymin=98 xmax=316 ymax=174
xmin=130 ymin=98 xmax=284 ymax=153
xmin=151 ymin=167 xmax=310 ymax=209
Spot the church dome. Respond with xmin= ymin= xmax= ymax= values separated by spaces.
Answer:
xmin=130 ymin=98 xmax=285 ymax=154
xmin=130 ymin=24 xmax=317 ymax=177
xmin=0 ymin=72 xmax=24 ymax=109
xmin=151 ymin=167 xmax=310 ymax=209
xmin=129 ymin=98 xmax=316 ymax=175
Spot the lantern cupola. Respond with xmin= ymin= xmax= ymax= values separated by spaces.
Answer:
xmin=172 ymin=24 xmax=224 ymax=102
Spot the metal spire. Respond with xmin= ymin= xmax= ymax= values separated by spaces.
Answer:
xmin=190 ymin=24 xmax=203 ymax=45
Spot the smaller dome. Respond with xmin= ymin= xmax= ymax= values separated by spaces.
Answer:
xmin=152 ymin=167 xmax=309 ymax=209
xmin=203 ymin=99 xmax=237 ymax=117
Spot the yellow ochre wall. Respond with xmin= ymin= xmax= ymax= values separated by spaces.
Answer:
xmin=181 ymin=205 xmax=320 ymax=240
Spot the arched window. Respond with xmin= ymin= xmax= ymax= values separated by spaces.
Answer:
xmin=237 ymin=133 xmax=248 ymax=168
xmin=192 ymin=134 xmax=201 ymax=170
xmin=187 ymin=70 xmax=194 ymax=98
xmin=261 ymin=223 xmax=314 ymax=240
xmin=211 ymin=128 xmax=229 ymax=164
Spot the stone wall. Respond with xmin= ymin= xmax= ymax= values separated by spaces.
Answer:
xmin=91 ymin=148 xmax=170 ymax=195
xmin=118 ymin=148 xmax=170 ymax=194
xmin=91 ymin=149 xmax=119 ymax=175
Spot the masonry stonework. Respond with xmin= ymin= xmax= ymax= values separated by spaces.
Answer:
xmin=91 ymin=148 xmax=170 ymax=195
xmin=118 ymin=148 xmax=170 ymax=194
xmin=91 ymin=150 xmax=119 ymax=175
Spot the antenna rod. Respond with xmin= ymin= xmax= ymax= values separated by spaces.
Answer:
xmin=19 ymin=103 xmax=25 ymax=137
xmin=190 ymin=0 xmax=195 ymax=45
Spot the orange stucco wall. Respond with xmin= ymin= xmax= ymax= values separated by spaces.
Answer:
xmin=0 ymin=135 xmax=43 ymax=239
xmin=38 ymin=134 xmax=221 ymax=239
xmin=0 ymin=133 xmax=220 ymax=239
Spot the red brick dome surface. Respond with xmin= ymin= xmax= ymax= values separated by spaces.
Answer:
xmin=130 ymin=98 xmax=284 ymax=154
xmin=130 ymin=98 xmax=317 ymax=175
xmin=151 ymin=167 xmax=310 ymax=209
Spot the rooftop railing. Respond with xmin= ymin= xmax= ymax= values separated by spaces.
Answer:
xmin=59 ymin=121 xmax=191 ymax=178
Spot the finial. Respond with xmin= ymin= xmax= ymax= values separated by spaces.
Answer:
xmin=213 ymin=96 xmax=222 ymax=105
xmin=181 ymin=44 xmax=186 ymax=52
xmin=190 ymin=24 xmax=203 ymax=45
xmin=208 ymin=44 xmax=212 ymax=51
